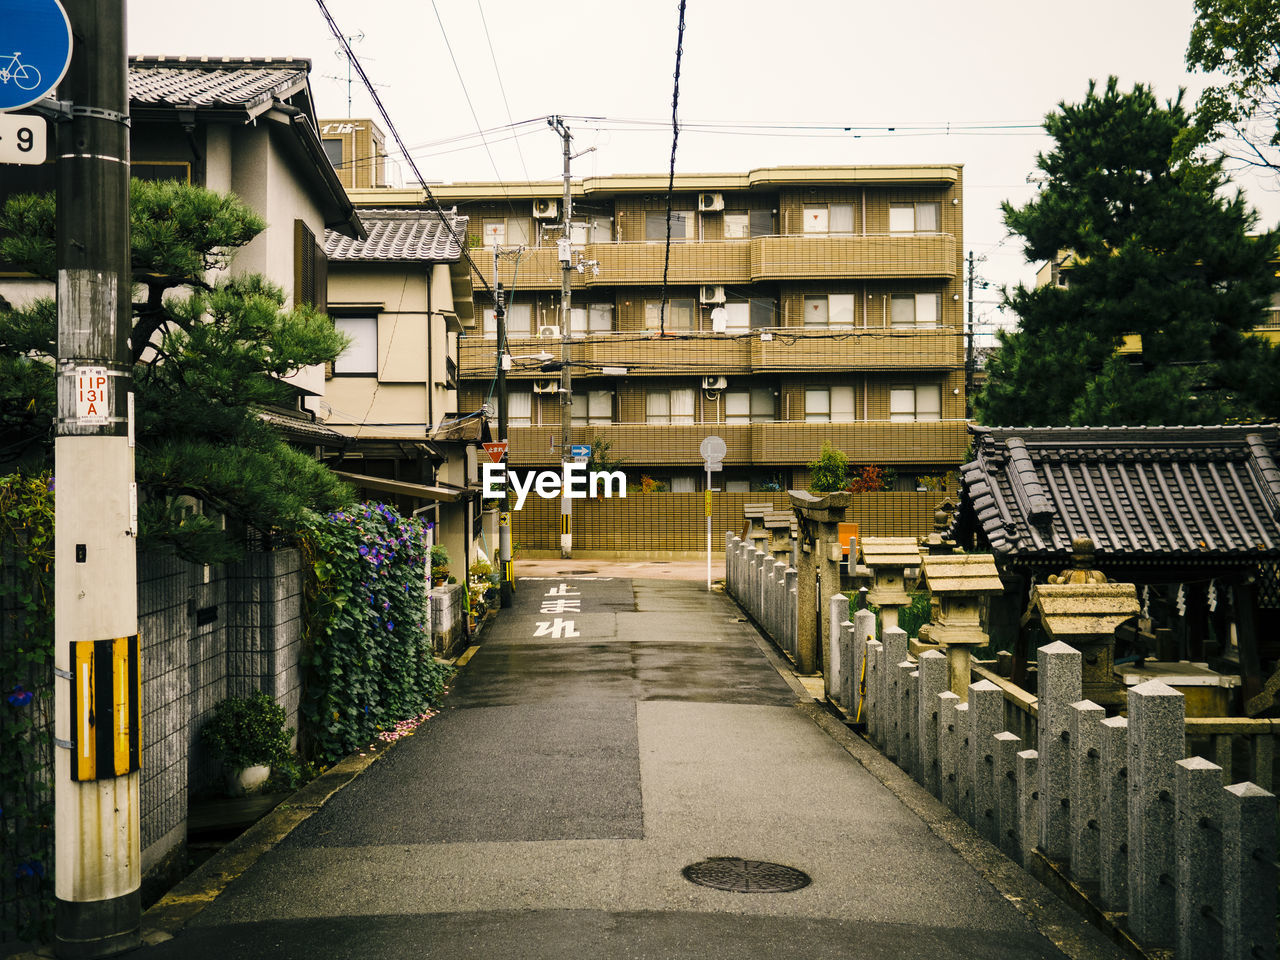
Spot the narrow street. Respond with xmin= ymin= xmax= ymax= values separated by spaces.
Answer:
xmin=136 ymin=576 xmax=1123 ymax=959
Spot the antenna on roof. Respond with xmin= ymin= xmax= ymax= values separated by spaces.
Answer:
xmin=331 ymin=31 xmax=365 ymax=118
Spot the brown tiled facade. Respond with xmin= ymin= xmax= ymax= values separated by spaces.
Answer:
xmin=349 ymin=164 xmax=969 ymax=492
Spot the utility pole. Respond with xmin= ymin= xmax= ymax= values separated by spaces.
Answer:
xmin=549 ymin=116 xmax=574 ymax=558
xmin=493 ymin=263 xmax=513 ymax=607
xmin=965 ymin=250 xmax=975 ymax=416
xmin=54 ymin=1 xmax=141 ymax=956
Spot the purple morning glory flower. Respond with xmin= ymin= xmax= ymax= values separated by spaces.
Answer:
xmin=386 ymin=621 xmax=395 ymax=631
xmin=358 ymin=545 xmax=369 ymax=557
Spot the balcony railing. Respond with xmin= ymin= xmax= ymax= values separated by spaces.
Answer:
xmin=504 ymin=419 xmax=970 ymax=466
xmin=457 ymin=328 xmax=963 ymax=378
xmin=463 ymin=232 xmax=959 ymax=290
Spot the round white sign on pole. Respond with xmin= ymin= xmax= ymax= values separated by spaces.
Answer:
xmin=699 ymin=434 xmax=726 ymax=464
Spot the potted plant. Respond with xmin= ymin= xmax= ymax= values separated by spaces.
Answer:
xmin=430 ymin=544 xmax=450 ymax=586
xmin=200 ymin=692 xmax=294 ymax=796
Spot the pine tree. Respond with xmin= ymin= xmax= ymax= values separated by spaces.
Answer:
xmin=0 ymin=180 xmax=353 ymax=560
xmin=977 ymin=78 xmax=1280 ymax=427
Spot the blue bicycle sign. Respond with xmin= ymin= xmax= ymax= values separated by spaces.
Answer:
xmin=0 ymin=0 xmax=72 ymax=112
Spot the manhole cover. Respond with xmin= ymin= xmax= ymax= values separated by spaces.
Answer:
xmin=681 ymin=858 xmax=811 ymax=893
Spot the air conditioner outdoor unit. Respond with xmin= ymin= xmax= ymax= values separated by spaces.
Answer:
xmin=537 ymin=324 xmax=561 ymax=338
xmin=698 ymin=192 xmax=724 ymax=212
xmin=532 ymin=198 xmax=558 ymax=219
xmin=533 ymin=380 xmax=559 ymax=394
xmin=702 ymin=376 xmax=728 ymax=391
xmin=699 ymin=285 xmax=726 ymax=304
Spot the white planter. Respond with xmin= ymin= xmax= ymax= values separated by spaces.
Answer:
xmin=228 ymin=763 xmax=271 ymax=796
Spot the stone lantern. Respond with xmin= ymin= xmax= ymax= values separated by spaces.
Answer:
xmin=919 ymin=553 xmax=1005 ymax=698
xmin=862 ymin=537 xmax=921 ymax=632
xmin=921 ymin=498 xmax=958 ymax=556
xmin=1022 ymin=538 xmax=1138 ymax=710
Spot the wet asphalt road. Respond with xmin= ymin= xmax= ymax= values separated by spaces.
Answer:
xmin=135 ymin=577 xmax=1116 ymax=959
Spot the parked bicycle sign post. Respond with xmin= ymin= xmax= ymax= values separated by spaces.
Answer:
xmin=0 ymin=0 xmax=73 ymax=112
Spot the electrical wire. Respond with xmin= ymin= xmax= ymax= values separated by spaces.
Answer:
xmin=312 ymin=0 xmax=495 ymax=305
xmin=476 ymin=0 xmax=532 ymax=186
xmin=657 ymin=0 xmax=687 ymax=336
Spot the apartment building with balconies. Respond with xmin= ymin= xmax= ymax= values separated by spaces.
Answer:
xmin=348 ymin=163 xmax=971 ymax=493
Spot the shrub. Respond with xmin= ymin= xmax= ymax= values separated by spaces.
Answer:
xmin=199 ymin=692 xmax=293 ymax=771
xmin=300 ymin=503 xmax=451 ymax=762
xmin=807 ymin=441 xmax=849 ymax=493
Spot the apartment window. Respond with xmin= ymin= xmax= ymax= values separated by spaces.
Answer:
xmin=724 ymin=302 xmax=750 ymax=333
xmin=750 ymin=298 xmax=776 ymax=329
xmin=589 ymin=216 xmax=613 ymax=242
xmin=509 ymin=388 xmax=533 ymax=428
xmin=889 ymin=384 xmax=943 ymax=422
xmin=802 ymin=203 xmax=853 ymax=234
xmin=725 ymin=208 xmax=773 ymax=238
xmin=646 ymin=387 xmax=695 ymax=424
xmin=482 ymin=302 xmax=533 ymax=338
xmin=890 ymin=293 xmax=940 ymax=329
xmin=889 ymin=202 xmax=941 ymax=233
xmin=725 ymin=387 xmax=775 ymax=424
xmin=645 ymin=298 xmax=696 ymax=331
xmin=333 ymin=316 xmax=378 ymax=374
xmin=804 ymin=385 xmax=855 ymax=423
xmin=571 ymin=389 xmax=612 ymax=425
xmin=322 ymin=139 xmax=343 ymax=168
xmin=803 ymin=293 xmax=855 ymax=328
xmin=482 ymin=216 xmax=532 ymax=247
xmin=645 ymin=211 xmax=692 ymax=241
xmin=569 ymin=303 xmax=614 ymax=336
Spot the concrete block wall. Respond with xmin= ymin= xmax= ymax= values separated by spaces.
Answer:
xmin=430 ymin=582 xmax=466 ymax=656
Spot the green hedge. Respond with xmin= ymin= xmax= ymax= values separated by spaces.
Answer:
xmin=300 ymin=503 xmax=451 ymax=762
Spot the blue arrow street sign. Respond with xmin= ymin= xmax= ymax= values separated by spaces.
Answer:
xmin=570 ymin=444 xmax=591 ymax=460
xmin=0 ymin=0 xmax=72 ymax=113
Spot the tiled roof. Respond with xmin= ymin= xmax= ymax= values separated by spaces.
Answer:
xmin=128 ymin=57 xmax=310 ymax=115
xmin=325 ymin=209 xmax=467 ymax=263
xmin=960 ymin=424 xmax=1280 ymax=562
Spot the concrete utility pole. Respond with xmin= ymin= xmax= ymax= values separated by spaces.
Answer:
xmin=965 ymin=250 xmax=975 ymax=413
xmin=53 ymin=0 xmax=141 ymax=956
xmin=493 ymin=267 xmax=513 ymax=608
xmin=549 ymin=116 xmax=574 ymax=558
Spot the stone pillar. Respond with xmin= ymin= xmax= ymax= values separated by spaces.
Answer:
xmin=757 ymin=551 xmax=769 ymax=632
xmin=955 ymin=701 xmax=972 ymax=825
xmin=1018 ymin=749 xmax=1041 ymax=866
xmin=746 ymin=548 xmax=760 ymax=619
xmin=1127 ymin=679 xmax=1185 ymax=947
xmin=1069 ymin=700 xmax=1105 ymax=884
xmin=1038 ymin=641 xmax=1082 ymax=861
xmin=1099 ymin=716 xmax=1129 ymax=913
xmin=784 ymin=568 xmax=798 ymax=658
xmin=1223 ymin=782 xmax=1277 ymax=960
xmin=827 ymin=594 xmax=848 ymax=704
xmin=938 ymin=691 xmax=961 ymax=813
xmin=726 ymin=534 xmax=737 ymax=595
xmin=882 ymin=627 xmax=908 ymax=761
xmin=993 ymin=732 xmax=1022 ymax=860
xmin=865 ymin=639 xmax=883 ymax=746
xmin=917 ymin=650 xmax=947 ymax=797
xmin=898 ymin=661 xmax=917 ymax=776
xmin=969 ymin=679 xmax=1004 ymax=844
xmin=1175 ymin=757 xmax=1223 ymax=960
xmin=851 ymin=608 xmax=876 ymax=721
xmin=839 ymin=620 xmax=855 ymax=712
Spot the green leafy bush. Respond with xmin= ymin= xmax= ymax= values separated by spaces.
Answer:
xmin=807 ymin=441 xmax=849 ymax=493
xmin=300 ymin=504 xmax=451 ymax=762
xmin=199 ymin=692 xmax=293 ymax=772
xmin=0 ymin=471 xmax=55 ymax=942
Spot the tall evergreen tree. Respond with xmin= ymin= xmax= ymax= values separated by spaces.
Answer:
xmin=977 ymin=78 xmax=1280 ymax=427
xmin=0 ymin=180 xmax=353 ymax=560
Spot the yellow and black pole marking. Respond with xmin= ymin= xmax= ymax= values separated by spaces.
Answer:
xmin=69 ymin=635 xmax=140 ymax=781
xmin=561 ymin=514 xmax=571 ymax=537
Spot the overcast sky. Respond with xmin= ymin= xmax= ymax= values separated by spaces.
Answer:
xmin=128 ymin=0 xmax=1280 ymax=337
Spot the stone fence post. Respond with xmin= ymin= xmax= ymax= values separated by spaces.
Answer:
xmin=1099 ymin=716 xmax=1129 ymax=913
xmin=1038 ymin=641 xmax=1082 ymax=861
xmin=1069 ymin=700 xmax=1105 ymax=884
xmin=1175 ymin=757 xmax=1223 ymax=960
xmin=851 ymin=608 xmax=875 ymax=721
xmin=917 ymin=651 xmax=947 ymax=797
xmin=993 ymin=731 xmax=1022 ymax=860
xmin=1222 ymin=782 xmax=1277 ymax=960
xmin=1127 ymin=679 xmax=1185 ymax=947
xmin=827 ymin=593 xmax=847 ymax=706
xmin=969 ymin=679 xmax=1003 ymax=844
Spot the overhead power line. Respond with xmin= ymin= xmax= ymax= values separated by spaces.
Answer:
xmin=657 ymin=0 xmax=687 ymax=336
xmin=312 ymin=0 xmax=495 ymax=303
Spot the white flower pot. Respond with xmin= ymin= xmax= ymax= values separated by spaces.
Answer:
xmin=228 ymin=763 xmax=271 ymax=796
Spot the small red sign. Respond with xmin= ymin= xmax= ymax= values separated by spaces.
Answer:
xmin=483 ymin=441 xmax=509 ymax=463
